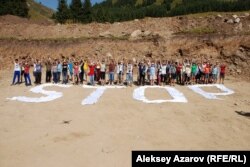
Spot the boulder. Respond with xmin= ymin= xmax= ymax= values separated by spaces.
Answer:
xmin=234 ymin=18 xmax=241 ymax=23
xmin=217 ymin=14 xmax=222 ymax=18
xmin=99 ymin=31 xmax=112 ymax=38
xmin=232 ymin=15 xmax=238 ymax=19
xmin=130 ymin=29 xmax=142 ymax=40
xmin=143 ymin=30 xmax=152 ymax=36
xmin=106 ymin=52 xmax=113 ymax=58
xmin=227 ymin=19 xmax=234 ymax=24
xmin=237 ymin=69 xmax=242 ymax=74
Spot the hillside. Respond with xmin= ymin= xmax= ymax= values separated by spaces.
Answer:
xmin=89 ymin=0 xmax=250 ymax=23
xmin=27 ymin=0 xmax=54 ymax=23
xmin=0 ymin=10 xmax=250 ymax=79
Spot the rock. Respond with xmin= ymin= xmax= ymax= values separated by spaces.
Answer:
xmin=106 ymin=52 xmax=112 ymax=58
xmin=234 ymin=18 xmax=241 ymax=23
xmin=232 ymin=15 xmax=238 ymax=19
xmin=142 ymin=30 xmax=152 ymax=37
xmin=237 ymin=69 xmax=242 ymax=74
xmin=134 ymin=19 xmax=139 ymax=22
xmin=130 ymin=29 xmax=142 ymax=40
xmin=226 ymin=19 xmax=234 ymax=24
xmin=244 ymin=13 xmax=250 ymax=17
xmin=217 ymin=14 xmax=222 ymax=18
xmin=99 ymin=31 xmax=112 ymax=38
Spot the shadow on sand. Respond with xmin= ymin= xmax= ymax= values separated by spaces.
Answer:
xmin=235 ymin=111 xmax=250 ymax=118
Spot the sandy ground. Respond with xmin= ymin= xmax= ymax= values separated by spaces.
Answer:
xmin=0 ymin=70 xmax=249 ymax=167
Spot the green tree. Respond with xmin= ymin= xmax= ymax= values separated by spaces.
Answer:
xmin=82 ymin=0 xmax=92 ymax=23
xmin=0 ymin=0 xmax=28 ymax=17
xmin=55 ymin=0 xmax=70 ymax=24
xmin=70 ymin=0 xmax=82 ymax=22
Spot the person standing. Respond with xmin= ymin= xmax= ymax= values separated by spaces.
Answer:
xmin=35 ymin=60 xmax=42 ymax=85
xmin=11 ymin=59 xmax=21 ymax=85
xmin=138 ymin=61 xmax=146 ymax=86
xmin=100 ymin=59 xmax=106 ymax=86
xmin=126 ymin=60 xmax=133 ymax=86
xmin=149 ymin=62 xmax=156 ymax=86
xmin=45 ymin=58 xmax=52 ymax=83
xmin=79 ymin=60 xmax=84 ymax=84
xmin=52 ymin=61 xmax=58 ymax=84
xmin=57 ymin=60 xmax=62 ymax=82
xmin=212 ymin=62 xmax=219 ymax=84
xmin=20 ymin=61 xmax=25 ymax=83
xmin=160 ymin=61 xmax=167 ymax=86
xmin=24 ymin=61 xmax=32 ymax=86
xmin=88 ymin=61 xmax=96 ymax=86
xmin=62 ymin=60 xmax=68 ymax=84
xmin=108 ymin=59 xmax=115 ymax=85
xmin=219 ymin=62 xmax=226 ymax=84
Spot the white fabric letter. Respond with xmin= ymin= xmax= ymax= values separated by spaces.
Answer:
xmin=81 ymin=85 xmax=125 ymax=105
xmin=7 ymin=83 xmax=72 ymax=103
xmin=133 ymin=86 xmax=187 ymax=103
xmin=188 ymin=84 xmax=234 ymax=99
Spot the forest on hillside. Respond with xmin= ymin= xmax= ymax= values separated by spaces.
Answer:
xmin=1 ymin=0 xmax=250 ymax=24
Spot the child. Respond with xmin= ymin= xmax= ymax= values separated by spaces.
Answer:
xmin=79 ymin=60 xmax=84 ymax=84
xmin=176 ymin=62 xmax=182 ymax=85
xmin=160 ymin=61 xmax=167 ymax=86
xmin=185 ymin=64 xmax=191 ymax=85
xmin=88 ymin=61 xmax=96 ymax=86
xmin=68 ymin=58 xmax=73 ymax=81
xmin=169 ymin=63 xmax=177 ymax=86
xmin=12 ymin=59 xmax=21 ymax=85
xmin=35 ymin=60 xmax=42 ymax=85
xmin=138 ymin=61 xmax=146 ymax=86
xmin=204 ymin=63 xmax=210 ymax=84
xmin=212 ymin=62 xmax=219 ymax=84
xmin=191 ymin=62 xmax=197 ymax=85
xmin=20 ymin=61 xmax=25 ymax=83
xmin=95 ymin=60 xmax=101 ymax=82
xmin=83 ymin=59 xmax=89 ymax=83
xmin=100 ymin=59 xmax=106 ymax=86
xmin=73 ymin=61 xmax=80 ymax=85
xmin=52 ymin=62 xmax=58 ymax=84
xmin=149 ymin=62 xmax=156 ymax=86
xmin=126 ymin=60 xmax=133 ymax=86
xmin=57 ymin=60 xmax=62 ymax=82
xmin=24 ymin=62 xmax=32 ymax=86
xmin=117 ymin=61 xmax=124 ymax=85
xmin=219 ymin=62 xmax=226 ymax=84
xmin=62 ymin=60 xmax=68 ymax=84
xmin=108 ymin=59 xmax=115 ymax=85
xmin=45 ymin=58 xmax=52 ymax=83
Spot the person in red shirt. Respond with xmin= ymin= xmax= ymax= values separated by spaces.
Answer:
xmin=176 ymin=62 xmax=182 ymax=84
xmin=219 ymin=62 xmax=226 ymax=84
xmin=88 ymin=61 xmax=96 ymax=86
xmin=24 ymin=62 xmax=32 ymax=86
xmin=108 ymin=59 xmax=115 ymax=85
xmin=204 ymin=63 xmax=210 ymax=84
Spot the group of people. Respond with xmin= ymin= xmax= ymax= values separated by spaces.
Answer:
xmin=11 ymin=56 xmax=227 ymax=87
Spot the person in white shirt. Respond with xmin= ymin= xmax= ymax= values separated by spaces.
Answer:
xmin=160 ymin=61 xmax=167 ymax=86
xmin=12 ymin=59 xmax=21 ymax=85
xmin=126 ymin=60 xmax=133 ymax=86
xmin=116 ymin=61 xmax=124 ymax=85
xmin=100 ymin=59 xmax=106 ymax=86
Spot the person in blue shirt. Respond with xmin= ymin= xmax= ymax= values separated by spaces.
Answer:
xmin=149 ymin=62 xmax=156 ymax=86
xmin=57 ymin=60 xmax=62 ymax=82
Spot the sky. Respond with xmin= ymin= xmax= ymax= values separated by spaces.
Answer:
xmin=35 ymin=0 xmax=104 ymax=10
